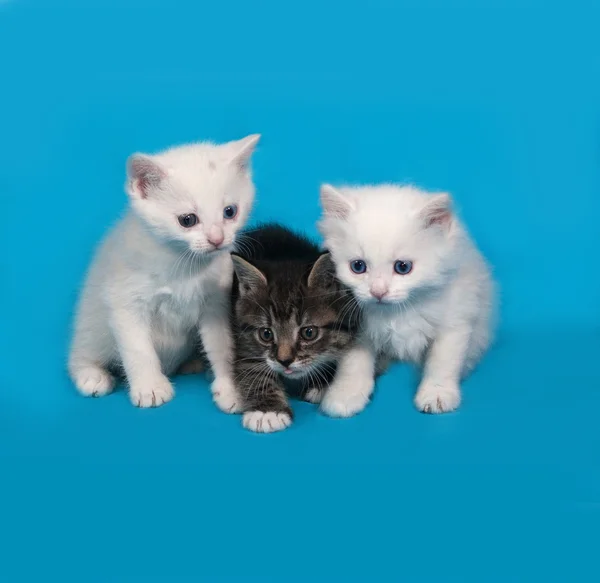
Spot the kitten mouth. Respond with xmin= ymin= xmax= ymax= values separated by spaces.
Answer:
xmin=193 ymin=245 xmax=230 ymax=255
xmin=364 ymin=296 xmax=399 ymax=307
xmin=267 ymin=358 xmax=310 ymax=379
xmin=275 ymin=366 xmax=305 ymax=379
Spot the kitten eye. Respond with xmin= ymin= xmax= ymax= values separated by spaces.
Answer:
xmin=300 ymin=326 xmax=319 ymax=341
xmin=350 ymin=260 xmax=367 ymax=274
xmin=223 ymin=205 xmax=238 ymax=220
xmin=258 ymin=328 xmax=274 ymax=343
xmin=394 ymin=260 xmax=413 ymax=275
xmin=178 ymin=213 xmax=199 ymax=228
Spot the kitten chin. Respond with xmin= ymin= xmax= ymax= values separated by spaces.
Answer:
xmin=69 ymin=135 xmax=260 ymax=410
xmin=265 ymin=358 xmax=328 ymax=381
xmin=230 ymin=223 xmax=361 ymax=432
xmin=318 ymin=183 xmax=495 ymax=417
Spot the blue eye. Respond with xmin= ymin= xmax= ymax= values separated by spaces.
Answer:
xmin=178 ymin=213 xmax=199 ymax=228
xmin=394 ymin=260 xmax=413 ymax=275
xmin=223 ymin=205 xmax=238 ymax=219
xmin=350 ymin=260 xmax=367 ymax=274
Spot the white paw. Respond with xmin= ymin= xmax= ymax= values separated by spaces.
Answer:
xmin=211 ymin=377 xmax=242 ymax=414
xmin=73 ymin=366 xmax=115 ymax=397
xmin=242 ymin=411 xmax=292 ymax=433
xmin=320 ymin=390 xmax=370 ymax=418
xmin=414 ymin=380 xmax=461 ymax=414
xmin=129 ymin=376 xmax=174 ymax=408
xmin=304 ymin=387 xmax=324 ymax=404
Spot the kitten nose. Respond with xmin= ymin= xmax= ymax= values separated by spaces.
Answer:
xmin=276 ymin=345 xmax=294 ymax=368
xmin=370 ymin=286 xmax=388 ymax=301
xmin=207 ymin=226 xmax=224 ymax=248
xmin=371 ymin=291 xmax=387 ymax=300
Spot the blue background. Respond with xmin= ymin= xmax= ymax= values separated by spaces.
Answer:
xmin=1 ymin=0 xmax=599 ymax=581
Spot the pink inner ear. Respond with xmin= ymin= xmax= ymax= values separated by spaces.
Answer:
xmin=423 ymin=193 xmax=452 ymax=228
xmin=137 ymin=176 xmax=152 ymax=199
xmin=129 ymin=156 xmax=165 ymax=199
xmin=130 ymin=175 xmax=155 ymax=200
xmin=427 ymin=208 xmax=452 ymax=227
xmin=321 ymin=186 xmax=353 ymax=219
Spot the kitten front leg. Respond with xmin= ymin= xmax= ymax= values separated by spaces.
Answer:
xmin=320 ymin=343 xmax=376 ymax=418
xmin=303 ymin=387 xmax=325 ymax=404
xmin=110 ymin=309 xmax=174 ymax=408
xmin=239 ymin=370 xmax=292 ymax=433
xmin=199 ymin=307 xmax=241 ymax=414
xmin=415 ymin=325 xmax=471 ymax=414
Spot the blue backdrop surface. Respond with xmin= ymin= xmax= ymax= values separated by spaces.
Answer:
xmin=1 ymin=0 xmax=599 ymax=581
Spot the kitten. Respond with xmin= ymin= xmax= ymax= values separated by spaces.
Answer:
xmin=68 ymin=135 xmax=260 ymax=409
xmin=318 ymin=184 xmax=494 ymax=416
xmin=230 ymin=224 xmax=360 ymax=432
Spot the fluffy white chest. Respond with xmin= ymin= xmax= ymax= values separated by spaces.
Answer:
xmin=364 ymin=302 xmax=441 ymax=363
xmin=146 ymin=275 xmax=212 ymax=373
xmin=151 ymin=276 xmax=206 ymax=334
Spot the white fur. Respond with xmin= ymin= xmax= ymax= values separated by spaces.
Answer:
xmin=304 ymin=387 xmax=324 ymax=404
xmin=69 ymin=135 xmax=260 ymax=408
xmin=319 ymin=184 xmax=494 ymax=416
xmin=242 ymin=411 xmax=292 ymax=433
xmin=320 ymin=342 xmax=374 ymax=416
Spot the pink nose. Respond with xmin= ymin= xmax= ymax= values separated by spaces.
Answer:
xmin=370 ymin=289 xmax=388 ymax=301
xmin=208 ymin=234 xmax=224 ymax=248
xmin=207 ymin=226 xmax=224 ymax=248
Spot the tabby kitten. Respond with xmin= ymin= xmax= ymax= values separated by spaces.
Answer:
xmin=230 ymin=224 xmax=360 ymax=433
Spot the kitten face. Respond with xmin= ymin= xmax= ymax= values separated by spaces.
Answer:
xmin=232 ymin=254 xmax=357 ymax=379
xmin=125 ymin=135 xmax=260 ymax=255
xmin=319 ymin=184 xmax=458 ymax=306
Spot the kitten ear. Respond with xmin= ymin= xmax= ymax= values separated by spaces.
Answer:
xmin=307 ymin=252 xmax=336 ymax=289
xmin=421 ymin=192 xmax=453 ymax=229
xmin=126 ymin=154 xmax=166 ymax=199
xmin=320 ymin=184 xmax=354 ymax=219
xmin=231 ymin=254 xmax=267 ymax=293
xmin=228 ymin=134 xmax=261 ymax=170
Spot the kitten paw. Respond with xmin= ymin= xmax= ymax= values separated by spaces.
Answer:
xmin=73 ymin=365 xmax=115 ymax=397
xmin=242 ymin=411 xmax=292 ymax=433
xmin=303 ymin=387 xmax=324 ymax=404
xmin=211 ymin=377 xmax=242 ymax=414
xmin=414 ymin=380 xmax=461 ymax=414
xmin=320 ymin=390 xmax=370 ymax=418
xmin=178 ymin=358 xmax=204 ymax=375
xmin=129 ymin=376 xmax=174 ymax=408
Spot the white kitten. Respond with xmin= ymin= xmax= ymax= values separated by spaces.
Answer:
xmin=68 ymin=135 xmax=260 ymax=409
xmin=318 ymin=184 xmax=494 ymax=416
